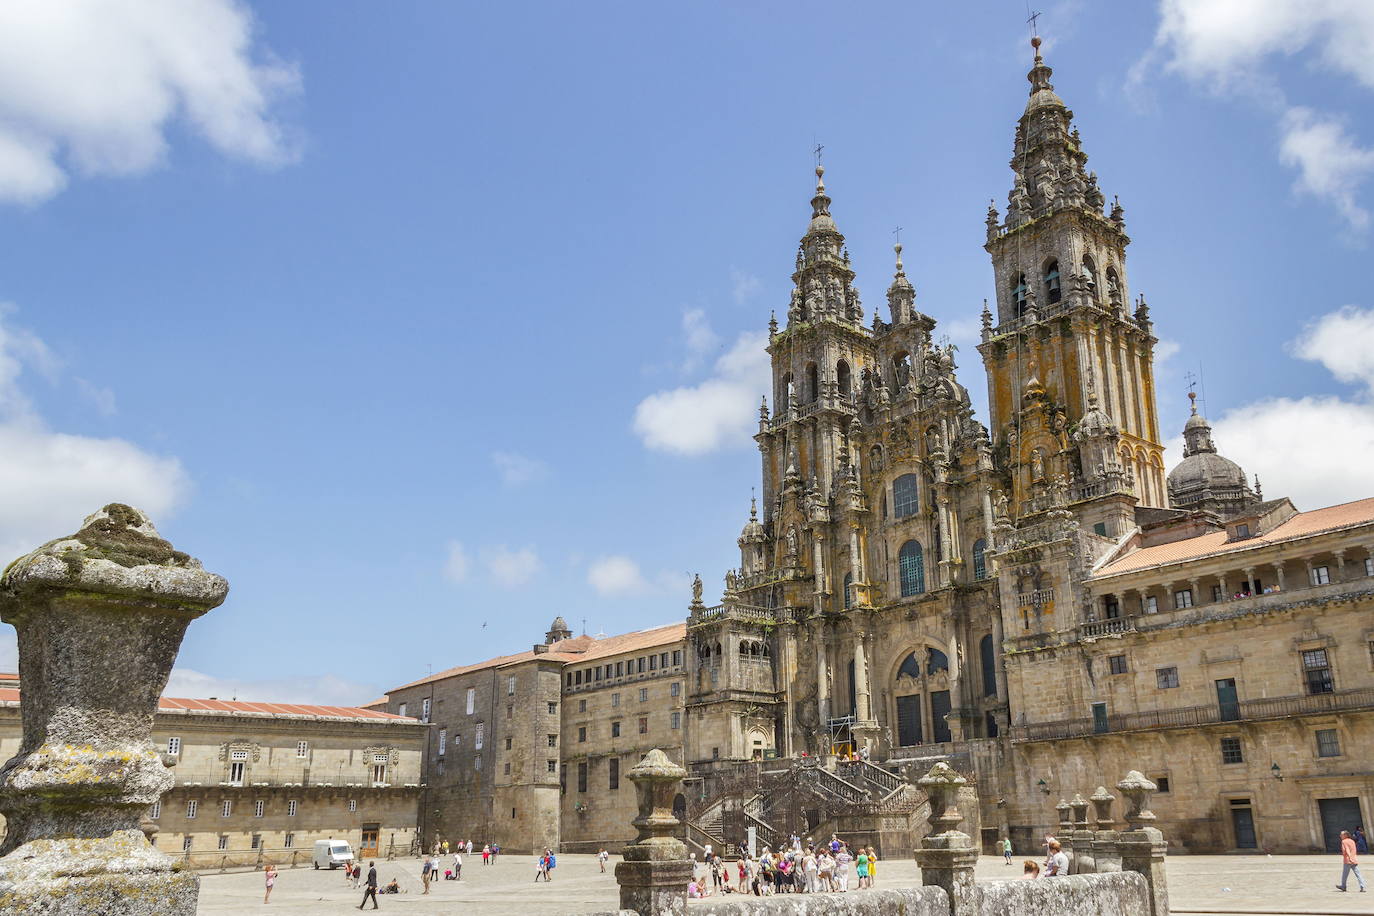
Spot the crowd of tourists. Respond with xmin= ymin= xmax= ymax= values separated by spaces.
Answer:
xmin=685 ymin=833 xmax=879 ymax=898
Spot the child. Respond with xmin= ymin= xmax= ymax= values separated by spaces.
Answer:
xmin=1023 ymin=860 xmax=1041 ymax=879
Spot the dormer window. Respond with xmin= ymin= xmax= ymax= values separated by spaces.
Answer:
xmin=1044 ymin=261 xmax=1061 ymax=304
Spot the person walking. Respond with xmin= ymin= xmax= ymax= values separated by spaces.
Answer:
xmin=358 ymin=861 xmax=378 ymax=910
xmin=598 ymin=848 xmax=609 ymax=873
xmin=420 ymin=854 xmax=434 ymax=894
xmin=1338 ymin=830 xmax=1367 ymax=893
xmin=263 ymin=863 xmax=277 ymax=904
xmin=452 ymin=850 xmax=462 ymax=881
xmin=1002 ymin=836 xmax=1013 ymax=865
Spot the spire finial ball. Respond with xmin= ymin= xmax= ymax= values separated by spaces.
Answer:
xmin=1031 ymin=35 xmax=1042 ymax=50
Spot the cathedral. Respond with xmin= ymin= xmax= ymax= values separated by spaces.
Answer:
xmin=684 ymin=36 xmax=1374 ymax=855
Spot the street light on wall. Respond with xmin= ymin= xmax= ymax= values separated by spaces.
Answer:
xmin=1271 ymin=762 xmax=1283 ymax=782
xmin=1037 ymin=778 xmax=1050 ymax=795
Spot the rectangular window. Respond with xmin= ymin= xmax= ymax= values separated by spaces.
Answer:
xmin=660 ymin=652 xmax=669 ymax=668
xmin=673 ymin=650 xmax=683 ymax=667
xmin=475 ymin=721 xmax=485 ymax=749
xmin=422 ymin=697 xmax=432 ymax=722
xmin=150 ymin=801 xmax=161 ymax=820
xmin=1143 ymin=595 xmax=1158 ymax=614
xmin=578 ymin=699 xmax=586 ymax=713
xmin=503 ymin=761 xmax=510 ymax=775
xmin=566 ymin=673 xmax=572 ymax=688
xmin=611 ymin=692 xmax=620 ymax=707
xmin=578 ymin=726 xmax=587 ymax=742
xmin=254 ymin=800 xmax=264 ymax=818
xmin=221 ymin=800 xmax=232 ymax=817
xmin=505 ymin=674 xmax=515 ymax=696
xmin=611 ymin=721 xmax=621 ymax=738
xmin=398 ymin=702 xmax=407 ymax=717
xmin=1235 ymin=523 xmax=1250 ymax=538
xmin=438 ymin=728 xmax=447 ymax=756
xmin=1174 ymin=589 xmax=1193 ymax=609
xmin=1108 ymin=655 xmax=1128 ymax=675
xmin=1092 ymin=702 xmax=1109 ymax=734
xmin=284 ymin=833 xmax=294 ymax=848
xmin=1211 ymin=584 xmax=1223 ymax=602
xmin=167 ymin=736 xmax=181 ymax=757
xmin=1092 ymin=522 xmax=1107 ymax=536
xmin=609 ymin=757 xmax=620 ymax=790
xmin=893 ymin=474 xmax=919 ymax=518
xmin=251 ymin=833 xmax=262 ymax=850
xmin=671 ymin=711 xmax=681 ymax=730
xmin=1155 ymin=776 xmax=1170 ymax=794
xmin=649 ymin=655 xmax=658 ymax=671
xmin=1316 ymin=728 xmax=1341 ymax=757
xmin=547 ymin=759 xmax=557 ymax=773
xmin=229 ymin=761 xmax=245 ymax=785
xmin=1302 ymin=648 xmax=1334 ymax=694
xmin=639 ymin=687 xmax=648 ymax=702
xmin=296 ymin=740 xmax=309 ymax=758
xmin=1220 ymin=737 xmax=1244 ymax=765
xmin=575 ymin=671 xmax=582 ymax=685
xmin=1365 ymin=556 xmax=1374 ymax=576
xmin=713 ymin=747 xmax=720 ymax=759
xmin=475 ymin=754 xmax=482 ymax=771
xmin=505 ymin=736 xmax=512 ymax=750
xmin=615 ymin=661 xmax=624 ymax=677
xmin=465 ymin=688 xmax=475 ymax=715
xmin=372 ymin=762 xmax=387 ymax=784
xmin=594 ymin=667 xmax=602 ymax=682
xmin=671 ymin=681 xmax=680 ymax=697
xmin=548 ymin=701 xmax=557 ymax=715
xmin=218 ymin=835 xmax=228 ymax=850
xmin=638 ymin=657 xmax=645 ymax=673
xmin=186 ymin=800 xmax=198 ymax=819
xmin=506 ymin=704 xmax=512 ymax=719
xmin=349 ymin=798 xmax=358 ymax=812
xmin=547 ymin=733 xmax=557 ymax=747
xmin=1312 ymin=565 xmax=1331 ymax=585
xmin=183 ymin=836 xmax=193 ymax=851
xmin=1156 ymin=667 xmax=1180 ymax=689
xmin=577 ymin=761 xmax=588 ymax=793
xmin=638 ymin=716 xmax=649 ymax=735
xmin=287 ymin=799 xmax=297 ymax=817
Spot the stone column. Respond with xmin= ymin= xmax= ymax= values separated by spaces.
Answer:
xmin=1334 ymin=549 xmax=1346 ymax=581
xmin=853 ymin=628 xmax=871 ymax=723
xmin=1272 ymin=562 xmax=1286 ymax=591
xmin=1243 ymin=566 xmax=1257 ymax=596
xmin=0 ymin=504 xmax=229 ymax=915
xmin=1090 ymin=785 xmax=1121 ymax=873
xmin=814 ymin=623 xmax=831 ymax=730
xmin=1117 ymin=771 xmax=1169 ymax=916
xmin=1069 ymin=793 xmax=1094 ymax=873
xmin=915 ymin=762 xmax=978 ymax=916
xmin=615 ymin=749 xmax=693 ymax=916
xmin=1217 ymin=574 xmax=1228 ymax=600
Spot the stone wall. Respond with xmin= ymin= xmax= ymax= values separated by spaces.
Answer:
xmin=681 ymin=885 xmax=951 ymax=915
xmin=972 ymin=872 xmax=1147 ymax=915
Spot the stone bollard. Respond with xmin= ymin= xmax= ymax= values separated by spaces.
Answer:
xmin=914 ymin=761 xmax=978 ymax=916
xmin=1069 ymin=793 xmax=1095 ymax=874
xmin=615 ymin=748 xmax=694 ymax=916
xmin=1090 ymin=785 xmax=1121 ymax=873
xmin=0 ymin=505 xmax=228 ymax=915
xmin=1116 ymin=771 xmax=1169 ymax=916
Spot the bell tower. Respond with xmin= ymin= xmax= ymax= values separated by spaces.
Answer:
xmin=978 ymin=38 xmax=1166 ymax=514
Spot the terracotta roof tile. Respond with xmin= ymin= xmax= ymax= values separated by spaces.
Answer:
xmin=0 ymin=685 xmax=414 ymax=722
xmin=1095 ymin=496 xmax=1374 ymax=578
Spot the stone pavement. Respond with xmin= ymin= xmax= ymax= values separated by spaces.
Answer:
xmin=195 ymin=853 xmax=1374 ymax=915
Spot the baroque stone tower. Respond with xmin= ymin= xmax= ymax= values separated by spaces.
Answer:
xmin=979 ymin=36 xmax=1166 ymax=523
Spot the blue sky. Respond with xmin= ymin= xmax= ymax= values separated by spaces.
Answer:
xmin=0 ymin=1 xmax=1371 ymax=704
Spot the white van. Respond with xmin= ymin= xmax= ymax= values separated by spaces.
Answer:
xmin=312 ymin=839 xmax=356 ymax=870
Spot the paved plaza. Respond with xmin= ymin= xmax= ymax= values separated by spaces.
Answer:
xmin=195 ymin=852 xmax=1374 ymax=915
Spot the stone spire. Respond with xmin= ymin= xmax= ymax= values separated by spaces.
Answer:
xmin=787 ymin=165 xmax=862 ymax=327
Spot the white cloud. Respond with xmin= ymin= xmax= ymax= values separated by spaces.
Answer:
xmin=164 ymin=666 xmax=379 ymax=707
xmin=75 ymin=377 xmax=117 ymax=416
xmin=442 ymin=540 xmax=470 ymax=583
xmin=1169 ymin=305 xmax=1374 ymax=509
xmin=681 ymin=308 xmax=720 ymax=372
xmin=482 ymin=545 xmax=541 ymax=587
xmin=587 ymin=555 xmax=650 ymax=597
xmin=0 ymin=308 xmax=189 ymax=564
xmin=1144 ymin=0 xmax=1374 ymax=229
xmin=0 ymin=0 xmax=300 ymax=204
xmin=634 ymin=330 xmax=770 ymax=455
xmin=490 ymin=450 xmax=548 ymax=487
xmin=1154 ymin=338 xmax=1181 ymax=365
xmin=731 ymin=270 xmax=762 ymax=305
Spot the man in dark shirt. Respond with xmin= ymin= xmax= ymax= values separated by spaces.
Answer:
xmin=358 ymin=861 xmax=378 ymax=909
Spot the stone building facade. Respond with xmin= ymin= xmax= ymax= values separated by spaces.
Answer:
xmin=0 ymin=674 xmax=425 ymax=866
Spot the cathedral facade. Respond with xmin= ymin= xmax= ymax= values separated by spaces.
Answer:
xmin=686 ymin=38 xmax=1374 ymax=855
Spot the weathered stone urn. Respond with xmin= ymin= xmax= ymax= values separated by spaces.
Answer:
xmin=0 ymin=504 xmax=228 ymax=915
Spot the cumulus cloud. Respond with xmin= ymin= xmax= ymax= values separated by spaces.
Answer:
xmin=680 ymin=308 xmax=720 ymax=372
xmin=1144 ymin=0 xmax=1374 ymax=229
xmin=1170 ymin=305 xmax=1374 ymax=509
xmin=490 ymin=450 xmax=548 ymax=487
xmin=587 ymin=555 xmax=650 ymax=597
xmin=164 ymin=666 xmax=380 ymax=707
xmin=482 ymin=545 xmax=541 ymax=587
xmin=731 ymin=270 xmax=763 ymax=305
xmin=0 ymin=0 xmax=300 ymax=204
xmin=0 ymin=307 xmax=189 ymax=564
xmin=634 ymin=330 xmax=770 ymax=455
xmin=442 ymin=540 xmax=470 ymax=583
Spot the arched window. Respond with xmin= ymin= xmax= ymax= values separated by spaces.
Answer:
xmin=897 ymin=652 xmax=922 ymax=680
xmin=899 ymin=540 xmax=925 ymax=596
xmin=836 ymin=360 xmax=851 ymax=398
xmin=1106 ymin=267 xmax=1121 ymax=303
xmin=926 ymin=648 xmax=948 ymax=674
xmin=1044 ymin=260 xmax=1061 ymax=304
xmin=892 ymin=353 xmax=912 ymax=389
xmin=980 ymin=634 xmax=997 ymax=697
xmin=806 ymin=363 xmax=819 ymax=403
xmin=972 ymin=539 xmax=987 ymax=580
xmin=893 ymin=474 xmax=920 ymax=519
xmin=842 ymin=571 xmax=853 ymax=609
xmin=779 ymin=374 xmax=793 ymax=413
xmin=1012 ymin=274 xmax=1028 ymax=318
xmin=1082 ymin=256 xmax=1098 ymax=298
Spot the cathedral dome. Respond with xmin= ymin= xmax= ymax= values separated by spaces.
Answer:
xmin=1168 ymin=450 xmax=1249 ymax=494
xmin=1167 ymin=392 xmax=1258 ymax=517
xmin=738 ymin=499 xmax=766 ymax=543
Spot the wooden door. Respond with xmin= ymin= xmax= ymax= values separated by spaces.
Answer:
xmin=360 ymin=826 xmax=379 ymax=858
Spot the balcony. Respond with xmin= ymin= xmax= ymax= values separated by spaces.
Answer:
xmin=688 ymin=604 xmax=799 ymax=628
xmin=1008 ymin=686 xmax=1374 ymax=743
xmin=1078 ymin=616 xmax=1134 ymax=639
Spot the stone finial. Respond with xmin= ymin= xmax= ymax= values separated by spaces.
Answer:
xmin=0 ymin=504 xmax=228 ymax=914
xmin=1090 ymin=785 xmax=1117 ymax=830
xmin=1070 ymin=793 xmax=1090 ymax=829
xmin=917 ymin=761 xmax=967 ymax=835
xmin=1115 ymin=771 xmax=1158 ymax=828
xmin=1055 ymin=798 xmax=1073 ymax=828
xmin=616 ymin=749 xmax=692 ymax=916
